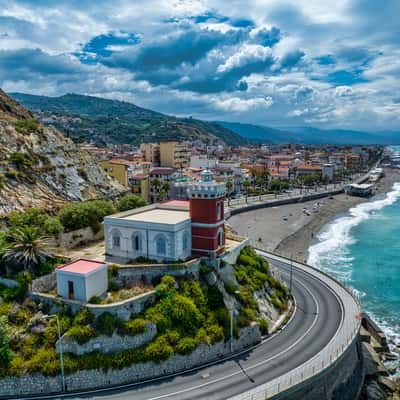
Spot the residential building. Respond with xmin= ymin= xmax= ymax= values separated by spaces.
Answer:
xmin=160 ymin=141 xmax=189 ymax=168
xmin=130 ymin=173 xmax=150 ymax=201
xmin=100 ymin=159 xmax=132 ymax=186
xmin=141 ymin=143 xmax=160 ymax=166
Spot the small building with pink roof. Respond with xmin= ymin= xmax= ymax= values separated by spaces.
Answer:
xmin=56 ymin=259 xmax=108 ymax=302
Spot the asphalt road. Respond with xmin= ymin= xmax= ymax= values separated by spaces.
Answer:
xmin=20 ymin=253 xmax=343 ymax=400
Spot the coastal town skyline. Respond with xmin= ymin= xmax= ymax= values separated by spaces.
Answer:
xmin=1 ymin=0 xmax=400 ymax=132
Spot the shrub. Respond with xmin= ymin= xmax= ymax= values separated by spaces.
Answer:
xmin=66 ymin=325 xmax=96 ymax=344
xmin=224 ymin=282 xmax=239 ymax=295
xmin=117 ymin=194 xmax=147 ymax=212
xmin=258 ymin=318 xmax=269 ymax=335
xmin=9 ymin=152 xmax=32 ymax=171
xmin=0 ymin=316 xmax=14 ymax=368
xmin=163 ymin=330 xmax=180 ymax=346
xmin=73 ymin=309 xmax=94 ymax=326
xmin=206 ymin=286 xmax=224 ymax=309
xmin=160 ymin=275 xmax=176 ymax=288
xmin=96 ymin=312 xmax=118 ymax=336
xmin=155 ymin=283 xmax=170 ymax=298
xmin=206 ymin=324 xmax=224 ymax=344
xmin=176 ymin=337 xmax=198 ymax=355
xmin=145 ymin=336 xmax=173 ymax=362
xmin=119 ymin=318 xmax=148 ymax=336
xmin=59 ymin=200 xmax=116 ymax=231
xmin=15 ymin=119 xmax=39 ymax=134
xmin=88 ymin=296 xmax=102 ymax=304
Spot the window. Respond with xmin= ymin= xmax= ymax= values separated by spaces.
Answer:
xmin=217 ymin=202 xmax=222 ymax=220
xmin=132 ymin=232 xmax=142 ymax=251
xmin=217 ymin=229 xmax=223 ymax=247
xmin=182 ymin=231 xmax=189 ymax=251
xmin=156 ymin=235 xmax=167 ymax=256
xmin=112 ymin=231 xmax=121 ymax=248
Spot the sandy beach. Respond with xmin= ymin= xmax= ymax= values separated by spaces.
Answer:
xmin=229 ymin=168 xmax=400 ymax=263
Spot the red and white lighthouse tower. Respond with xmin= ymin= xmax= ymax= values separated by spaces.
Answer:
xmin=188 ymin=169 xmax=226 ymax=258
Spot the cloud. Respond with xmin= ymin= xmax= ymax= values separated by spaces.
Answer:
xmin=0 ymin=0 xmax=399 ymax=131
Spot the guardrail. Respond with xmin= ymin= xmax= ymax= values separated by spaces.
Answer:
xmin=225 ymin=173 xmax=368 ymax=209
xmin=229 ymin=250 xmax=362 ymax=400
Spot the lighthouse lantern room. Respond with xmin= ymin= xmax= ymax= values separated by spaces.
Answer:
xmin=188 ymin=169 xmax=226 ymax=258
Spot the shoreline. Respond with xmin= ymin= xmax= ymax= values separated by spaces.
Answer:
xmin=229 ymin=168 xmax=400 ymax=263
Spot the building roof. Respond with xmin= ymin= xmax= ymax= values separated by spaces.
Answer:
xmin=150 ymin=168 xmax=175 ymax=175
xmin=57 ymin=259 xmax=106 ymax=275
xmin=122 ymin=208 xmax=190 ymax=225
xmin=162 ymin=200 xmax=190 ymax=208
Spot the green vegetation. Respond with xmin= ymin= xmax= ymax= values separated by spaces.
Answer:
xmin=59 ymin=200 xmax=116 ymax=232
xmin=0 ymin=316 xmax=14 ymax=368
xmin=117 ymin=194 xmax=147 ymax=212
xmin=12 ymin=93 xmax=248 ymax=146
xmin=14 ymin=119 xmax=40 ymax=134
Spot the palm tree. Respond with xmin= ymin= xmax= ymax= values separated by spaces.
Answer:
xmin=4 ymin=227 xmax=50 ymax=274
xmin=226 ymin=178 xmax=234 ymax=206
xmin=150 ymin=178 xmax=161 ymax=202
xmin=242 ymin=178 xmax=251 ymax=203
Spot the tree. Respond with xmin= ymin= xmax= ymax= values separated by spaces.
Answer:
xmin=117 ymin=194 xmax=147 ymax=212
xmin=59 ymin=200 xmax=116 ymax=231
xmin=0 ymin=316 xmax=13 ymax=369
xmin=150 ymin=178 xmax=161 ymax=202
xmin=3 ymin=227 xmax=50 ymax=274
xmin=242 ymin=179 xmax=251 ymax=203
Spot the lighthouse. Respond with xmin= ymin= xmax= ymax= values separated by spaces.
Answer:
xmin=188 ymin=169 xmax=226 ymax=258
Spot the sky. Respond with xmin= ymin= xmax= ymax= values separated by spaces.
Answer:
xmin=0 ymin=0 xmax=399 ymax=131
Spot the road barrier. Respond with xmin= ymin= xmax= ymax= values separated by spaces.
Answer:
xmin=229 ymin=250 xmax=362 ymax=400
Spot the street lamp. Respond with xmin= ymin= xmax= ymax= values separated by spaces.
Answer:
xmin=229 ymin=290 xmax=241 ymax=353
xmin=43 ymin=314 xmax=65 ymax=392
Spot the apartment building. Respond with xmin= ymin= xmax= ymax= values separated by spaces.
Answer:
xmin=141 ymin=143 xmax=161 ymax=166
xmin=160 ymin=141 xmax=189 ymax=169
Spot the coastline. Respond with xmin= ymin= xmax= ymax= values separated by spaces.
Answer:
xmin=229 ymin=168 xmax=400 ymax=263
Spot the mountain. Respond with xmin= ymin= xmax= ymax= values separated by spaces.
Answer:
xmin=10 ymin=93 xmax=248 ymax=146
xmin=217 ymin=121 xmax=400 ymax=145
xmin=0 ymin=89 xmax=125 ymax=216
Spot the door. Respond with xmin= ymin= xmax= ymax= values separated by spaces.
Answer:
xmin=68 ymin=280 xmax=74 ymax=300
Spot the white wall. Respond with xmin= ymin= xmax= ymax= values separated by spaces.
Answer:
xmin=104 ymin=222 xmax=192 ymax=262
xmin=85 ymin=268 xmax=108 ymax=301
xmin=56 ymin=273 xmax=86 ymax=302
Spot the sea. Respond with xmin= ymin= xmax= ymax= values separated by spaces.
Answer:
xmin=308 ymin=146 xmax=400 ymax=353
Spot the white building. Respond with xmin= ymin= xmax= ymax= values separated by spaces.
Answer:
xmin=104 ymin=201 xmax=192 ymax=263
xmin=56 ymin=259 xmax=108 ymax=302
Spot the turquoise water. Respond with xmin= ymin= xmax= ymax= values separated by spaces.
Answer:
xmin=308 ymin=147 xmax=400 ymax=347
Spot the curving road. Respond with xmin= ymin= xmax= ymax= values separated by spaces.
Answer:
xmin=20 ymin=252 xmax=344 ymax=400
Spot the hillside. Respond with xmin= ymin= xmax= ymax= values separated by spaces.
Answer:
xmin=0 ymin=89 xmax=125 ymax=216
xmin=217 ymin=121 xmax=400 ymax=145
xmin=10 ymin=93 xmax=248 ymax=146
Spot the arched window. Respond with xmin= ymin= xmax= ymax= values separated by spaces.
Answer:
xmin=182 ymin=231 xmax=189 ymax=251
xmin=217 ymin=228 xmax=223 ymax=247
xmin=132 ymin=232 xmax=142 ymax=251
xmin=156 ymin=235 xmax=167 ymax=256
xmin=111 ymin=229 xmax=121 ymax=249
xmin=217 ymin=202 xmax=222 ymax=220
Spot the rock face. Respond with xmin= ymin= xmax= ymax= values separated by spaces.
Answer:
xmin=0 ymin=89 xmax=125 ymax=216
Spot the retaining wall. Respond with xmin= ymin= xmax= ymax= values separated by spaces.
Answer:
xmin=31 ymin=291 xmax=156 ymax=321
xmin=56 ymin=323 xmax=157 ymax=355
xmin=272 ymin=337 xmax=364 ymax=400
xmin=0 ymin=325 xmax=261 ymax=398
xmin=57 ymin=226 xmax=104 ymax=249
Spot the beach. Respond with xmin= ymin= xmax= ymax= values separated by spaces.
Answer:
xmin=229 ymin=168 xmax=400 ymax=262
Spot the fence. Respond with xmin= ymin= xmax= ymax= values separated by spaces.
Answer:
xmin=229 ymin=250 xmax=361 ymax=400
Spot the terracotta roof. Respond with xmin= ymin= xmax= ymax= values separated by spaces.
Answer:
xmin=57 ymin=259 xmax=106 ymax=275
xmin=150 ymin=168 xmax=175 ymax=175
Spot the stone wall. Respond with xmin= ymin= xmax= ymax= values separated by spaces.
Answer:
xmin=57 ymin=226 xmax=104 ymax=249
xmin=31 ymin=291 xmax=156 ymax=321
xmin=113 ymin=259 xmax=201 ymax=287
xmin=273 ymin=337 xmax=364 ymax=400
xmin=56 ymin=323 xmax=157 ymax=355
xmin=31 ymin=273 xmax=56 ymax=293
xmin=0 ymin=325 xmax=261 ymax=398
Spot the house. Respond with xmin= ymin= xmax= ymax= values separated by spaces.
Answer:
xmin=104 ymin=169 xmax=226 ymax=262
xmin=56 ymin=259 xmax=108 ymax=302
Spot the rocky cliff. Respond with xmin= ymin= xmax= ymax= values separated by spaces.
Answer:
xmin=0 ymin=89 xmax=125 ymax=216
